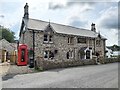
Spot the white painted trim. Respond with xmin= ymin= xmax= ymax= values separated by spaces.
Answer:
xmin=84 ymin=47 xmax=92 ymax=59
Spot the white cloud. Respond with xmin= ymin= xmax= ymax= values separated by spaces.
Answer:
xmin=106 ymin=29 xmax=118 ymax=46
xmin=97 ymin=6 xmax=118 ymax=29
xmin=96 ymin=6 xmax=118 ymax=46
xmin=0 ymin=1 xmax=118 ymax=46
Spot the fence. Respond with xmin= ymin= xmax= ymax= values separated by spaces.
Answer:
xmin=0 ymin=51 xmax=17 ymax=64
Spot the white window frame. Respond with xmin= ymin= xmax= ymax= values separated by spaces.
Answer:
xmin=44 ymin=50 xmax=54 ymax=60
xmin=67 ymin=50 xmax=74 ymax=59
xmin=96 ymin=40 xmax=101 ymax=47
xmin=43 ymin=34 xmax=53 ymax=43
xmin=68 ymin=37 xmax=74 ymax=44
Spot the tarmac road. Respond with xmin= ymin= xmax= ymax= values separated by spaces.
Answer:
xmin=2 ymin=63 xmax=118 ymax=88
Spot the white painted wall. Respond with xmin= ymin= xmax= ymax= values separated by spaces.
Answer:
xmin=106 ymin=48 xmax=113 ymax=58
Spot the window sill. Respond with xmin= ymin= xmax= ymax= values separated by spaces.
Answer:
xmin=68 ymin=43 xmax=74 ymax=45
xmin=96 ymin=45 xmax=101 ymax=47
xmin=77 ymin=43 xmax=86 ymax=44
xmin=44 ymin=58 xmax=55 ymax=61
xmin=43 ymin=41 xmax=54 ymax=44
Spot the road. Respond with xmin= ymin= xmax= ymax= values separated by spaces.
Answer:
xmin=2 ymin=63 xmax=118 ymax=88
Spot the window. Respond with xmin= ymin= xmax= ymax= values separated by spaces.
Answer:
xmin=44 ymin=50 xmax=54 ymax=59
xmin=49 ymin=51 xmax=54 ymax=59
xmin=43 ymin=34 xmax=53 ymax=43
xmin=21 ymin=49 xmax=25 ymax=62
xmin=49 ymin=35 xmax=52 ymax=42
xmin=77 ymin=37 xmax=86 ymax=43
xmin=66 ymin=52 xmax=69 ymax=59
xmin=66 ymin=50 xmax=74 ymax=59
xmin=44 ymin=34 xmax=48 ymax=41
xmin=68 ymin=37 xmax=74 ymax=44
xmin=96 ymin=40 xmax=101 ymax=46
xmin=89 ymin=39 xmax=92 ymax=45
xmin=44 ymin=51 xmax=48 ymax=58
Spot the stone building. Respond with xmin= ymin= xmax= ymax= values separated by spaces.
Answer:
xmin=19 ymin=3 xmax=106 ymax=69
xmin=0 ymin=39 xmax=17 ymax=63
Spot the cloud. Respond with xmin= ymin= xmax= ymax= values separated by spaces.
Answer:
xmin=67 ymin=16 xmax=88 ymax=28
xmin=105 ymin=29 xmax=118 ymax=46
xmin=96 ymin=6 xmax=118 ymax=46
xmin=69 ymin=20 xmax=87 ymax=28
xmin=97 ymin=6 xmax=118 ymax=29
xmin=49 ymin=2 xmax=65 ymax=10
xmin=48 ymin=0 xmax=119 ymax=10
xmin=48 ymin=1 xmax=95 ymax=10
xmin=0 ymin=15 xmax=4 ymax=18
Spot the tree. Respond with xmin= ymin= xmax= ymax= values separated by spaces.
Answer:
xmin=0 ymin=25 xmax=15 ymax=43
xmin=107 ymin=44 xmax=120 ymax=51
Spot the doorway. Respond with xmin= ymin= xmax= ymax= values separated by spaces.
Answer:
xmin=86 ymin=50 xmax=90 ymax=59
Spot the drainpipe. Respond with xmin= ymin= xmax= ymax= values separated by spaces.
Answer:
xmin=32 ymin=30 xmax=35 ymax=66
xmin=94 ymin=38 xmax=96 ymax=55
xmin=30 ymin=30 xmax=35 ymax=68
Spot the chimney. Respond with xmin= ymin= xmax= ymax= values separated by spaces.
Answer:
xmin=24 ymin=3 xmax=29 ymax=19
xmin=91 ymin=23 xmax=96 ymax=32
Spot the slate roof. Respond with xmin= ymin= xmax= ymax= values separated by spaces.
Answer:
xmin=0 ymin=39 xmax=16 ymax=52
xmin=26 ymin=18 xmax=106 ymax=39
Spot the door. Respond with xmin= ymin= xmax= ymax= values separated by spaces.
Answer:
xmin=86 ymin=50 xmax=90 ymax=59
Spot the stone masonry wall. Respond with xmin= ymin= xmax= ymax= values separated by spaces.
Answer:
xmin=20 ymin=29 xmax=106 ymax=69
xmin=34 ymin=31 xmax=105 ymax=69
xmin=35 ymin=56 xmax=96 ymax=70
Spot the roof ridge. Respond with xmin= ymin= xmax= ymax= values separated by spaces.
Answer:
xmin=29 ymin=18 xmax=93 ymax=32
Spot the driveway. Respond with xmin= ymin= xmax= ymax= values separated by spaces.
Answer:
xmin=2 ymin=63 xmax=118 ymax=88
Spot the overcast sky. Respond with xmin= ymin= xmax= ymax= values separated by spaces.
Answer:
xmin=0 ymin=0 xmax=119 ymax=46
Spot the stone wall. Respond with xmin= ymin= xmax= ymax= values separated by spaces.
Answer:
xmin=24 ymin=30 xmax=33 ymax=49
xmin=19 ymin=28 xmax=106 ymax=69
xmin=104 ymin=57 xmax=120 ymax=63
xmin=95 ymin=38 xmax=105 ymax=58
xmin=34 ymin=32 xmax=105 ymax=62
xmin=19 ymin=30 xmax=33 ymax=49
xmin=35 ymin=56 xmax=96 ymax=70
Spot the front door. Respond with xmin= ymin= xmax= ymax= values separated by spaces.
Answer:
xmin=86 ymin=50 xmax=90 ymax=59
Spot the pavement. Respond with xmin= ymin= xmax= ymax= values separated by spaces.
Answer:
xmin=0 ymin=62 xmax=10 ymax=76
xmin=0 ymin=62 xmax=34 ymax=76
xmin=2 ymin=62 xmax=119 ymax=88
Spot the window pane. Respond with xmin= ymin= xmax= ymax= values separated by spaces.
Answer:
xmin=68 ymin=38 xmax=69 ymax=43
xmin=49 ymin=35 xmax=52 ymax=41
xmin=44 ymin=35 xmax=48 ymax=41
xmin=21 ymin=49 xmax=25 ymax=62
xmin=68 ymin=37 xmax=74 ymax=44
xmin=49 ymin=51 xmax=54 ymax=59
xmin=44 ymin=51 xmax=48 ymax=58
xmin=66 ymin=52 xmax=69 ymax=59
xmin=77 ymin=37 xmax=86 ymax=43
xmin=96 ymin=40 xmax=101 ymax=46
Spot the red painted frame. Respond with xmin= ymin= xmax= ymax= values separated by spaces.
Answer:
xmin=17 ymin=44 xmax=28 ymax=66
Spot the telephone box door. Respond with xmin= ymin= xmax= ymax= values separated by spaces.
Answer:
xmin=17 ymin=44 xmax=28 ymax=66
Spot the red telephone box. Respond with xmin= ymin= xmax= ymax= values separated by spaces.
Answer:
xmin=17 ymin=44 xmax=28 ymax=66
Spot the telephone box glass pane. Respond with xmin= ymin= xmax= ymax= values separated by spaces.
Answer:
xmin=21 ymin=49 xmax=25 ymax=62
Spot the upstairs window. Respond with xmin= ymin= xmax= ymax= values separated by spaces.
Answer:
xmin=43 ymin=34 xmax=53 ymax=43
xmin=96 ymin=40 xmax=101 ymax=47
xmin=49 ymin=35 xmax=52 ymax=42
xmin=68 ymin=37 xmax=74 ymax=44
xmin=44 ymin=34 xmax=48 ymax=41
xmin=77 ymin=37 xmax=86 ymax=43
xmin=89 ymin=39 xmax=92 ymax=45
